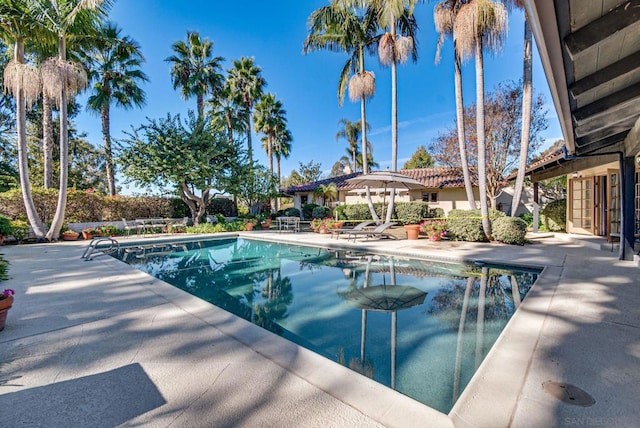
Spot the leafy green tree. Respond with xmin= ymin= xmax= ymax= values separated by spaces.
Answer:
xmin=120 ymin=112 xmax=234 ymax=224
xmin=402 ymin=145 xmax=434 ymax=169
xmin=84 ymin=22 xmax=148 ymax=196
xmin=236 ymin=165 xmax=277 ymax=215
xmin=166 ymin=31 xmax=224 ymax=119
xmin=227 ymin=57 xmax=266 ymax=164
xmin=296 ymin=160 xmax=322 ymax=183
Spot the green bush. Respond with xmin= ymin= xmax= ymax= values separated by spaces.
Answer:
xmin=428 ymin=207 xmax=445 ymax=219
xmin=209 ymin=198 xmax=235 ymax=217
xmin=10 ymin=220 xmax=29 ymax=241
xmin=186 ymin=219 xmax=246 ymax=234
xmin=542 ymin=199 xmax=566 ymax=232
xmin=394 ymin=201 xmax=430 ymax=225
xmin=344 ymin=203 xmax=376 ymax=221
xmin=447 ymin=209 xmax=487 ymax=242
xmin=334 ymin=204 xmax=347 ymax=220
xmin=492 ymin=217 xmax=528 ymax=245
xmin=0 ymin=255 xmax=8 ymax=281
xmin=302 ymin=203 xmax=319 ymax=220
xmin=311 ymin=206 xmax=330 ymax=219
xmin=0 ymin=215 xmax=12 ymax=236
xmin=283 ymin=207 xmax=301 ymax=217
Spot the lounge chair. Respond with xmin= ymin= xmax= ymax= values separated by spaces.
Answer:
xmin=346 ymin=222 xmax=397 ymax=242
xmin=122 ymin=218 xmax=143 ymax=237
xmin=331 ymin=221 xmax=376 ymax=239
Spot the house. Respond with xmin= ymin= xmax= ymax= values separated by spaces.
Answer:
xmin=280 ymin=168 xmax=531 ymax=217
xmin=522 ymin=1 xmax=640 ymax=260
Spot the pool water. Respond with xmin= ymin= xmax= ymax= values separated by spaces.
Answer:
xmin=113 ymin=237 xmax=540 ymax=413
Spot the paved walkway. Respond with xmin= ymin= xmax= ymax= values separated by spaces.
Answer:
xmin=0 ymin=231 xmax=638 ymax=427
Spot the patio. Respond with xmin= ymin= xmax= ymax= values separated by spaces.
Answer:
xmin=0 ymin=232 xmax=638 ymax=427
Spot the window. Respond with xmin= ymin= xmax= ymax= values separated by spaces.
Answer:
xmin=300 ymin=195 xmax=308 ymax=205
xmin=422 ymin=192 xmax=438 ymax=203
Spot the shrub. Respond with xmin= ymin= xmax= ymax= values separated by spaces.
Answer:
xmin=0 ymin=215 xmax=12 ymax=236
xmin=311 ymin=206 xmax=330 ymax=219
xmin=10 ymin=220 xmax=29 ymax=241
xmin=394 ymin=201 xmax=430 ymax=225
xmin=343 ymin=203 xmax=375 ymax=221
xmin=492 ymin=217 xmax=528 ymax=245
xmin=283 ymin=207 xmax=301 ymax=217
xmin=428 ymin=207 xmax=445 ymax=219
xmin=542 ymin=199 xmax=566 ymax=232
xmin=447 ymin=209 xmax=486 ymax=242
xmin=302 ymin=203 xmax=319 ymax=220
xmin=0 ymin=255 xmax=8 ymax=281
xmin=334 ymin=204 xmax=347 ymax=220
xmin=420 ymin=219 xmax=448 ymax=241
xmin=209 ymin=198 xmax=235 ymax=217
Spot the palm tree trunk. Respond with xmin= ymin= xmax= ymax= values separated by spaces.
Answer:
xmin=197 ymin=93 xmax=204 ymax=120
xmin=510 ymin=18 xmax=532 ymax=216
xmin=46 ymin=36 xmax=70 ymax=241
xmin=360 ymin=77 xmax=378 ymax=222
xmin=14 ymin=39 xmax=46 ymax=240
xmin=246 ymin=110 xmax=253 ymax=164
xmin=42 ymin=96 xmax=54 ymax=189
xmin=268 ymin=136 xmax=275 ymax=213
xmin=454 ymin=50 xmax=476 ymax=209
xmin=276 ymin=155 xmax=281 ymax=211
xmin=102 ymin=103 xmax=116 ymax=196
xmin=386 ymin=18 xmax=398 ymax=224
xmin=475 ymin=40 xmax=491 ymax=238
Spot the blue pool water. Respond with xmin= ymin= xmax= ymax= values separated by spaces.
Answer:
xmin=113 ymin=237 xmax=540 ymax=413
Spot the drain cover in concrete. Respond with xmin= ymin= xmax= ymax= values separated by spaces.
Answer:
xmin=542 ymin=381 xmax=596 ymax=407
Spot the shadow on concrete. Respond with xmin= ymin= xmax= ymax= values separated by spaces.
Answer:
xmin=0 ymin=363 xmax=165 ymax=427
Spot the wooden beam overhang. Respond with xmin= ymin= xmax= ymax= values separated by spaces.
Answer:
xmin=564 ymin=0 xmax=640 ymax=59
xmin=576 ymin=131 xmax=629 ymax=155
xmin=569 ymin=51 xmax=640 ymax=99
xmin=530 ymin=154 xmax=618 ymax=181
xmin=623 ymin=116 xmax=640 ymax=155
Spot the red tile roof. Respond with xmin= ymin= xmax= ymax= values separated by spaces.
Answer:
xmin=281 ymin=168 xmax=474 ymax=194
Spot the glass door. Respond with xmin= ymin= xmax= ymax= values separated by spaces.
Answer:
xmin=608 ymin=170 xmax=621 ymax=239
xmin=570 ymin=178 xmax=593 ymax=234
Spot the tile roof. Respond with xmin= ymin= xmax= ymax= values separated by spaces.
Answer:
xmin=280 ymin=168 xmax=473 ymax=195
xmin=505 ymin=149 xmax=564 ymax=180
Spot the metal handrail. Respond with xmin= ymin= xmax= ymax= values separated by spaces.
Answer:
xmin=81 ymin=237 xmax=120 ymax=261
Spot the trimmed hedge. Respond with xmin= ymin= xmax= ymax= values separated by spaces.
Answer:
xmin=542 ymin=199 xmax=566 ymax=232
xmin=311 ymin=206 xmax=331 ymax=219
xmin=302 ymin=203 xmax=319 ymax=220
xmin=394 ymin=201 xmax=430 ymax=224
xmin=0 ymin=188 xmax=186 ymax=222
xmin=492 ymin=217 xmax=527 ymax=245
xmin=447 ymin=209 xmax=506 ymax=242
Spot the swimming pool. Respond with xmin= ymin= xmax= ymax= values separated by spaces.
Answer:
xmin=113 ymin=237 xmax=540 ymax=413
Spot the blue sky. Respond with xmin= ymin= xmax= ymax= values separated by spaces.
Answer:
xmin=74 ymin=0 xmax=562 ymax=194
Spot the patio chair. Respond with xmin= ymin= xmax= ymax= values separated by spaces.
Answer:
xmin=346 ymin=222 xmax=398 ymax=242
xmin=331 ymin=221 xmax=375 ymax=239
xmin=122 ymin=218 xmax=143 ymax=237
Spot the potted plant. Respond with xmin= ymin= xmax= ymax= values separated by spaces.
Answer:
xmin=82 ymin=227 xmax=96 ymax=240
xmin=420 ymin=219 xmax=448 ymax=241
xmin=97 ymin=224 xmax=118 ymax=237
xmin=0 ymin=288 xmax=13 ymax=331
xmin=0 ymin=215 xmax=13 ymax=246
xmin=61 ymin=230 xmax=79 ymax=241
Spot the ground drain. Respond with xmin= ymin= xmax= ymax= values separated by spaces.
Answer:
xmin=542 ymin=381 xmax=596 ymax=407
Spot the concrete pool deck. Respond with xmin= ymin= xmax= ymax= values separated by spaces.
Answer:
xmin=0 ymin=231 xmax=638 ymax=427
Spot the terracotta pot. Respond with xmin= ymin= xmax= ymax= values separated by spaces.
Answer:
xmin=0 ymin=295 xmax=13 ymax=331
xmin=61 ymin=232 xmax=79 ymax=241
xmin=82 ymin=231 xmax=93 ymax=240
xmin=404 ymin=224 xmax=421 ymax=240
xmin=245 ymin=222 xmax=254 ymax=231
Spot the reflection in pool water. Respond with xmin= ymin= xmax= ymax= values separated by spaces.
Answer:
xmin=113 ymin=237 xmax=540 ymax=413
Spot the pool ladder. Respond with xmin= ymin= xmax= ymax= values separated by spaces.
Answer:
xmin=81 ymin=237 xmax=120 ymax=261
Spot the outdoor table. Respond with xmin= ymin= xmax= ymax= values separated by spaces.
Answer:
xmin=276 ymin=216 xmax=300 ymax=233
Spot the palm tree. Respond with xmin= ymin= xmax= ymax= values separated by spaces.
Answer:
xmin=454 ymin=0 xmax=507 ymax=238
xmin=32 ymin=0 xmax=112 ymax=241
xmin=254 ymin=93 xmax=287 ymax=212
xmin=314 ymin=183 xmax=338 ymax=206
xmin=227 ymin=57 xmax=266 ymax=164
xmin=273 ymin=125 xmax=292 ymax=189
xmin=84 ymin=22 xmax=148 ymax=196
xmin=336 ymin=118 xmax=371 ymax=173
xmin=509 ymin=0 xmax=533 ymax=216
xmin=166 ymin=31 xmax=224 ymax=120
xmin=0 ymin=0 xmax=47 ymax=240
xmin=304 ymin=3 xmax=380 ymax=220
xmin=434 ymin=0 xmax=476 ymax=209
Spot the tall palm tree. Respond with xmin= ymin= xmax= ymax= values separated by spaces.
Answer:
xmin=335 ymin=0 xmax=419 ymax=222
xmin=304 ymin=3 xmax=380 ymax=220
xmin=336 ymin=118 xmax=370 ymax=173
xmin=0 ymin=0 xmax=47 ymax=240
xmin=32 ymin=0 xmax=112 ymax=241
xmin=454 ymin=0 xmax=507 ymax=238
xmin=434 ymin=0 xmax=476 ymax=209
xmin=254 ymin=93 xmax=287 ymax=212
xmin=227 ymin=57 xmax=266 ymax=164
xmin=273 ymin=125 xmax=292 ymax=190
xmin=509 ymin=0 xmax=533 ymax=216
xmin=166 ymin=31 xmax=224 ymax=120
xmin=84 ymin=22 xmax=148 ymax=196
